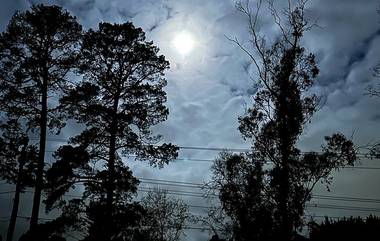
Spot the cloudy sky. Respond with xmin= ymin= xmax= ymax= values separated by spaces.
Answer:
xmin=1 ymin=0 xmax=380 ymax=240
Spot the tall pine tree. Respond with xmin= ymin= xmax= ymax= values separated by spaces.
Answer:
xmin=0 ymin=5 xmax=82 ymax=229
xmin=45 ymin=22 xmax=178 ymax=241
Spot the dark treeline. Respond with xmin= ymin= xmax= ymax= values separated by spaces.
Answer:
xmin=309 ymin=216 xmax=380 ymax=241
xmin=0 ymin=1 xmax=378 ymax=241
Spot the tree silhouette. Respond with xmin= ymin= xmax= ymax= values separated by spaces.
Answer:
xmin=309 ymin=216 xmax=380 ymax=241
xmin=141 ymin=188 xmax=190 ymax=241
xmin=211 ymin=152 xmax=274 ymax=241
xmin=18 ymin=211 xmax=79 ymax=241
xmin=0 ymin=4 xmax=82 ymax=229
xmin=0 ymin=119 xmax=38 ymax=241
xmin=209 ymin=1 xmax=357 ymax=240
xmin=44 ymin=22 xmax=178 ymax=241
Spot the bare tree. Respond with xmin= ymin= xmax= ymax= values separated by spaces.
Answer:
xmin=141 ymin=188 xmax=190 ymax=241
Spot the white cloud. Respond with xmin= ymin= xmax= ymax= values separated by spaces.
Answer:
xmin=1 ymin=0 xmax=380 ymax=240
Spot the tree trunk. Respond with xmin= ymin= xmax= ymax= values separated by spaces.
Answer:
xmin=107 ymin=131 xmax=116 ymax=215
xmin=278 ymin=99 xmax=292 ymax=241
xmin=6 ymin=183 xmax=21 ymax=241
xmin=106 ymin=94 xmax=119 ymax=240
xmin=277 ymin=47 xmax=297 ymax=241
xmin=6 ymin=148 xmax=26 ymax=241
xmin=30 ymin=76 xmax=48 ymax=230
xmin=279 ymin=101 xmax=292 ymax=240
xmin=279 ymin=159 xmax=291 ymax=241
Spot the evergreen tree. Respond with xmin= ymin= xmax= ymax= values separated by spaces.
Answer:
xmin=45 ymin=22 xmax=178 ymax=241
xmin=209 ymin=1 xmax=357 ymax=240
xmin=0 ymin=4 xmax=82 ymax=229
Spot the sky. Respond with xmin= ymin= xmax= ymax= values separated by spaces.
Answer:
xmin=1 ymin=0 xmax=380 ymax=240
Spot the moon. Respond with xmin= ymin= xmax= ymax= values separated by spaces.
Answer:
xmin=172 ymin=31 xmax=195 ymax=56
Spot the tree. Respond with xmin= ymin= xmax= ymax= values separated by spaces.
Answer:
xmin=210 ymin=152 xmax=274 ymax=241
xmin=209 ymin=1 xmax=357 ymax=240
xmin=0 ymin=119 xmax=38 ymax=241
xmin=141 ymin=188 xmax=190 ymax=241
xmin=309 ymin=216 xmax=380 ymax=241
xmin=0 ymin=4 xmax=82 ymax=229
xmin=18 ymin=211 xmax=78 ymax=241
xmin=45 ymin=22 xmax=178 ymax=241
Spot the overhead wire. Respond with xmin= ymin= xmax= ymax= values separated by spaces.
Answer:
xmin=1 ymin=178 xmax=380 ymax=205
xmin=21 ymin=136 xmax=380 ymax=171
xmin=29 ymin=137 xmax=379 ymax=158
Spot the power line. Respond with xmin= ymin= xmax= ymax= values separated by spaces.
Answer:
xmin=178 ymin=146 xmax=249 ymax=152
xmin=139 ymin=178 xmax=380 ymax=204
xmin=138 ymin=188 xmax=380 ymax=212
xmin=141 ymin=181 xmax=203 ymax=190
xmin=140 ymin=177 xmax=203 ymax=187
xmin=0 ymin=190 xmax=16 ymax=194
xmin=0 ymin=213 xmax=347 ymax=222
xmin=24 ymin=136 xmax=380 ymax=170
xmin=0 ymin=215 xmax=56 ymax=222
xmin=313 ymin=194 xmax=380 ymax=204
xmin=139 ymin=185 xmax=380 ymax=205
xmin=306 ymin=214 xmax=342 ymax=220
xmin=16 ymin=215 xmax=54 ymax=221
xmin=36 ymin=150 xmax=380 ymax=170
xmin=142 ymin=189 xmax=380 ymax=213
xmin=187 ymin=205 xmax=379 ymax=219
xmin=2 ymin=177 xmax=380 ymax=205
xmin=343 ymin=166 xmax=380 ymax=170
xmin=306 ymin=203 xmax=380 ymax=213
xmin=139 ymin=187 xmax=211 ymax=197
xmin=139 ymin=188 xmax=205 ymax=198
xmin=174 ymin=158 xmax=380 ymax=170
xmin=28 ymin=137 xmax=379 ymax=158
xmin=1 ymin=196 xmax=378 ymax=230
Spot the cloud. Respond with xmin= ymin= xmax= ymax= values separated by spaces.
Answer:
xmin=0 ymin=0 xmax=29 ymax=31
xmin=1 ymin=0 xmax=380 ymax=240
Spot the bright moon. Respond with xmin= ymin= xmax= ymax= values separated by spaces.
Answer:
xmin=172 ymin=32 xmax=195 ymax=56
